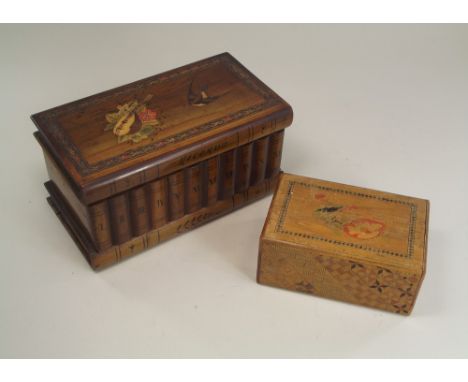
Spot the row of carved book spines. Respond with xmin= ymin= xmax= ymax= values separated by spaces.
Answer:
xmin=90 ymin=177 xmax=280 ymax=270
xmin=88 ymin=130 xmax=285 ymax=251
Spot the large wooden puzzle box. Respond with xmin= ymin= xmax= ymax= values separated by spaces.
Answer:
xmin=32 ymin=53 xmax=293 ymax=269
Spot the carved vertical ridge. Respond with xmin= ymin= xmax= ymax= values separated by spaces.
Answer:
xmin=250 ymin=136 xmax=269 ymax=186
xmin=89 ymin=199 xmax=113 ymax=251
xmin=235 ymin=142 xmax=253 ymax=193
xmin=145 ymin=182 xmax=153 ymax=230
xmin=204 ymin=155 xmax=219 ymax=207
xmin=129 ymin=186 xmax=150 ymax=237
xmin=168 ymin=170 xmax=185 ymax=221
xmin=185 ymin=163 xmax=202 ymax=214
xmin=108 ymin=192 xmax=132 ymax=245
xmin=200 ymin=159 xmax=208 ymax=208
xmin=266 ymin=130 xmax=284 ymax=179
xmin=218 ymin=149 xmax=236 ymax=200
xmin=148 ymin=177 xmax=169 ymax=230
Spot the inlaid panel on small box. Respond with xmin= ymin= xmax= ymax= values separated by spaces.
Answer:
xmin=258 ymin=173 xmax=429 ymax=315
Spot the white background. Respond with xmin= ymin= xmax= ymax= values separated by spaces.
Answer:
xmin=0 ymin=24 xmax=467 ymax=358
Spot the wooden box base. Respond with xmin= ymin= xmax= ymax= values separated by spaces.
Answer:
xmin=46 ymin=174 xmax=279 ymax=270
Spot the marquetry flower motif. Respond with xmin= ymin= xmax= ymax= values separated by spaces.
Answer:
xmin=393 ymin=304 xmax=409 ymax=314
xmin=398 ymin=285 xmax=413 ymax=298
xmin=343 ymin=218 xmax=385 ymax=240
xmin=137 ymin=107 xmax=158 ymax=123
xmin=104 ymin=94 xmax=162 ymax=144
xmin=369 ymin=279 xmax=389 ymax=293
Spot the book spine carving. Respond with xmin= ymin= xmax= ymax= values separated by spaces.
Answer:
xmin=168 ymin=170 xmax=185 ymax=220
xmin=205 ymin=156 xmax=219 ymax=207
xmin=88 ymin=201 xmax=112 ymax=251
xmin=185 ymin=164 xmax=202 ymax=214
xmin=129 ymin=186 xmax=150 ymax=236
xmin=235 ymin=143 xmax=253 ymax=193
xmin=266 ymin=130 xmax=284 ymax=178
xmin=219 ymin=149 xmax=236 ymax=200
xmin=108 ymin=193 xmax=132 ymax=244
xmin=86 ymin=130 xmax=285 ymax=251
xmin=148 ymin=178 xmax=168 ymax=229
xmin=250 ymin=137 xmax=269 ymax=185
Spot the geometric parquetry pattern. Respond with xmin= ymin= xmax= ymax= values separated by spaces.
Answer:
xmin=258 ymin=241 xmax=419 ymax=315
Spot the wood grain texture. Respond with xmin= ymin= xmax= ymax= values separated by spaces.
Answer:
xmin=32 ymin=52 xmax=293 ymax=204
xmin=266 ymin=130 xmax=284 ymax=179
xmin=129 ymin=186 xmax=150 ymax=236
xmin=235 ymin=143 xmax=253 ymax=193
xmin=257 ymin=173 xmax=429 ymax=315
xmin=168 ymin=170 xmax=185 ymax=220
xmin=108 ymin=193 xmax=132 ymax=244
xmin=38 ymin=131 xmax=286 ymax=262
xmin=148 ymin=178 xmax=168 ymax=229
xmin=185 ymin=164 xmax=203 ymax=214
xmin=34 ymin=53 xmax=292 ymax=270
xmin=88 ymin=200 xmax=112 ymax=251
xmin=205 ymin=156 xmax=219 ymax=207
xmin=45 ymin=175 xmax=280 ymax=270
xmin=218 ymin=149 xmax=236 ymax=199
xmin=250 ymin=137 xmax=269 ymax=185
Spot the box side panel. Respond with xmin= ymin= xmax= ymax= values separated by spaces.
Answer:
xmin=42 ymin=142 xmax=116 ymax=252
xmin=89 ymin=176 xmax=278 ymax=270
xmin=407 ymin=199 xmax=430 ymax=314
xmin=42 ymin=129 xmax=285 ymax=269
xmin=86 ymin=130 xmax=287 ymax=251
xmin=41 ymin=145 xmax=92 ymax=236
xmin=258 ymin=239 xmax=422 ymax=315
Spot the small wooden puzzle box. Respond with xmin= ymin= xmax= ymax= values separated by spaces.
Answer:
xmin=257 ymin=173 xmax=429 ymax=315
xmin=32 ymin=53 xmax=293 ymax=270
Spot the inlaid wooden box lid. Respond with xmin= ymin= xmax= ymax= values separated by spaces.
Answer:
xmin=32 ymin=53 xmax=293 ymax=204
xmin=258 ymin=173 xmax=429 ymax=314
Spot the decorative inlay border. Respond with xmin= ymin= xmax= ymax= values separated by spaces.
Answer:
xmin=41 ymin=54 xmax=281 ymax=176
xmin=275 ymin=181 xmax=417 ymax=258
